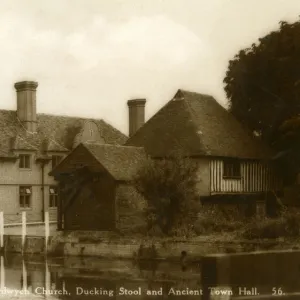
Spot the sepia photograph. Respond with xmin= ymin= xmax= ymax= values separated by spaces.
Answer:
xmin=0 ymin=0 xmax=300 ymax=299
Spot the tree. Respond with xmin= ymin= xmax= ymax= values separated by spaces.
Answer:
xmin=224 ymin=19 xmax=300 ymax=181
xmin=133 ymin=155 xmax=199 ymax=236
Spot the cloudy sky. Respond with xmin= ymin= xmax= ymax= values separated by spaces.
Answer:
xmin=1 ymin=0 xmax=300 ymax=134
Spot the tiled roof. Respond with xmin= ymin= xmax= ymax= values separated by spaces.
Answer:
xmin=0 ymin=110 xmax=127 ymax=157
xmin=83 ymin=142 xmax=146 ymax=181
xmin=126 ymin=89 xmax=272 ymax=159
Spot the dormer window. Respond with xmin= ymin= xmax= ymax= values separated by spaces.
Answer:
xmin=52 ymin=155 xmax=63 ymax=169
xmin=19 ymin=154 xmax=31 ymax=169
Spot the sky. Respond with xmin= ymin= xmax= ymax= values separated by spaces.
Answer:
xmin=1 ymin=0 xmax=300 ymax=135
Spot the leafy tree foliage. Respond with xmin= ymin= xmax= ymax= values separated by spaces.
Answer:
xmin=224 ymin=19 xmax=300 ymax=181
xmin=133 ymin=155 xmax=199 ymax=236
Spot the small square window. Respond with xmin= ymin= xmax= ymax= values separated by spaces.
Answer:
xmin=19 ymin=186 xmax=32 ymax=208
xmin=19 ymin=155 xmax=31 ymax=169
xmin=223 ymin=159 xmax=241 ymax=178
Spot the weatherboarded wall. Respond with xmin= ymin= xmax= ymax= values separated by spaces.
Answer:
xmin=115 ymin=183 xmax=147 ymax=234
xmin=210 ymin=159 xmax=282 ymax=195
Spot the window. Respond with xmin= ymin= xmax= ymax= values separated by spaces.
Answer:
xmin=49 ymin=186 xmax=59 ymax=208
xmin=223 ymin=159 xmax=241 ymax=178
xmin=52 ymin=155 xmax=63 ymax=169
xmin=19 ymin=186 xmax=31 ymax=208
xmin=19 ymin=155 xmax=31 ymax=169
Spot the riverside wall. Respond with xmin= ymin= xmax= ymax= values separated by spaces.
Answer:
xmin=2 ymin=232 xmax=299 ymax=260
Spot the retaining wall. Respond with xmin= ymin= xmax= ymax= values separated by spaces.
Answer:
xmin=3 ymin=231 xmax=300 ymax=260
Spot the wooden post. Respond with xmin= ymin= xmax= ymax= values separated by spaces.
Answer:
xmin=0 ymin=212 xmax=4 ymax=251
xmin=45 ymin=258 xmax=50 ymax=292
xmin=22 ymin=260 xmax=27 ymax=291
xmin=0 ymin=256 xmax=4 ymax=290
xmin=21 ymin=211 xmax=26 ymax=253
xmin=45 ymin=211 xmax=49 ymax=253
xmin=57 ymin=183 xmax=62 ymax=231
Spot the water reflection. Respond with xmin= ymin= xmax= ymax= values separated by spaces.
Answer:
xmin=0 ymin=254 xmax=202 ymax=299
xmin=2 ymin=253 xmax=300 ymax=299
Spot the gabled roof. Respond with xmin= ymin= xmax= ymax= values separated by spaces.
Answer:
xmin=126 ymin=89 xmax=272 ymax=159
xmin=0 ymin=110 xmax=127 ymax=157
xmin=84 ymin=142 xmax=146 ymax=181
xmin=51 ymin=142 xmax=146 ymax=181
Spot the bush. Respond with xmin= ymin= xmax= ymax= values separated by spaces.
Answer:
xmin=242 ymin=218 xmax=285 ymax=239
xmin=134 ymin=154 xmax=200 ymax=236
xmin=194 ymin=204 xmax=245 ymax=235
xmin=241 ymin=209 xmax=300 ymax=239
xmin=169 ymin=223 xmax=197 ymax=238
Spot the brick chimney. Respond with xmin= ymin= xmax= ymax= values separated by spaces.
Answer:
xmin=127 ymin=99 xmax=146 ymax=137
xmin=14 ymin=81 xmax=38 ymax=133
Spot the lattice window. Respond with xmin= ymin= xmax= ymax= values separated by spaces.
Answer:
xmin=19 ymin=186 xmax=32 ymax=208
xmin=49 ymin=186 xmax=59 ymax=208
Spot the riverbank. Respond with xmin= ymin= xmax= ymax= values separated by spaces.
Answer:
xmin=3 ymin=230 xmax=300 ymax=260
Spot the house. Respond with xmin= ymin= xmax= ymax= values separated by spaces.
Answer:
xmin=0 ymin=81 xmax=126 ymax=223
xmin=50 ymin=89 xmax=283 ymax=233
xmin=49 ymin=142 xmax=147 ymax=232
xmin=126 ymin=89 xmax=282 ymax=213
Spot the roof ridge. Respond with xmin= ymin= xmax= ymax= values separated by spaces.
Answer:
xmin=179 ymin=89 xmax=215 ymax=99
xmin=83 ymin=141 xmax=144 ymax=150
xmin=37 ymin=112 xmax=105 ymax=121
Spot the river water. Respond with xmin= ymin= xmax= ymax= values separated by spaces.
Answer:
xmin=0 ymin=254 xmax=204 ymax=299
xmin=1 ymin=253 xmax=300 ymax=299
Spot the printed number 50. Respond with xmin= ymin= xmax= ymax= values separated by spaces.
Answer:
xmin=272 ymin=288 xmax=283 ymax=295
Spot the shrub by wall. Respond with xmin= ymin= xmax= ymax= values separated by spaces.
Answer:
xmin=242 ymin=209 xmax=300 ymax=239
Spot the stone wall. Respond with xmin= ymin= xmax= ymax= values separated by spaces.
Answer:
xmin=115 ymin=184 xmax=147 ymax=234
xmin=5 ymin=231 xmax=300 ymax=260
xmin=60 ymin=236 xmax=297 ymax=259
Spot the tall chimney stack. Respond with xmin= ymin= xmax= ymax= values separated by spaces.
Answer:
xmin=127 ymin=99 xmax=146 ymax=137
xmin=14 ymin=81 xmax=38 ymax=133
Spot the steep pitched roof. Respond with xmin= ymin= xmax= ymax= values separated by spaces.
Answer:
xmin=83 ymin=142 xmax=146 ymax=181
xmin=126 ymin=89 xmax=272 ymax=159
xmin=0 ymin=110 xmax=127 ymax=157
xmin=50 ymin=142 xmax=146 ymax=181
